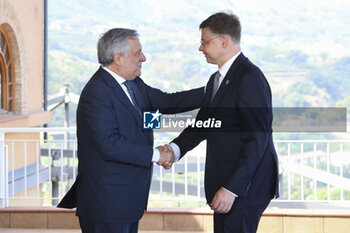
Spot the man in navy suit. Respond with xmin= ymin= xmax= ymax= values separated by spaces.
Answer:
xmin=57 ymin=28 xmax=204 ymax=233
xmin=162 ymin=12 xmax=279 ymax=233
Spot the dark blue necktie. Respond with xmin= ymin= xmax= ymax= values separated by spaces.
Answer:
xmin=124 ymin=80 xmax=142 ymax=116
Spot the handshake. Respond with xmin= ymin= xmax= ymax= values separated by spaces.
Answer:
xmin=156 ymin=144 xmax=175 ymax=170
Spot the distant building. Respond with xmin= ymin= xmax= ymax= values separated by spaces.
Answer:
xmin=0 ymin=0 xmax=50 ymax=206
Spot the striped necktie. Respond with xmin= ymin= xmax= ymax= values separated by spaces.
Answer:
xmin=124 ymin=80 xmax=142 ymax=116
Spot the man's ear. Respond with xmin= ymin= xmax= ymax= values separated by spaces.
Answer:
xmin=221 ymin=35 xmax=230 ymax=48
xmin=113 ymin=54 xmax=122 ymax=66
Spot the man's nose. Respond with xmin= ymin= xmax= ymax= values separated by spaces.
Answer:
xmin=199 ymin=44 xmax=204 ymax=51
xmin=140 ymin=52 xmax=146 ymax=62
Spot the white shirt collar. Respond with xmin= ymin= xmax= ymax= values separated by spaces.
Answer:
xmin=102 ymin=66 xmax=127 ymax=85
xmin=101 ymin=66 xmax=136 ymax=106
xmin=218 ymin=51 xmax=241 ymax=78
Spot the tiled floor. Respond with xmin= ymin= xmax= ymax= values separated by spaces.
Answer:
xmin=0 ymin=230 xmax=210 ymax=233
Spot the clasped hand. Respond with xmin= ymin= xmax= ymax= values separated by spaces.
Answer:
xmin=156 ymin=144 xmax=174 ymax=170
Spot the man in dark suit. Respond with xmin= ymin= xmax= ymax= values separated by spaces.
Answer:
xmin=57 ymin=28 xmax=204 ymax=233
xmin=162 ymin=12 xmax=279 ymax=233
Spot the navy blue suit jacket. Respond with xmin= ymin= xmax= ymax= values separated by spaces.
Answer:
xmin=58 ymin=67 xmax=204 ymax=223
xmin=172 ymin=53 xmax=279 ymax=208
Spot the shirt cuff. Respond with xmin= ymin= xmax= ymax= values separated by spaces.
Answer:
xmin=152 ymin=148 xmax=160 ymax=163
xmin=223 ymin=187 xmax=238 ymax=197
xmin=170 ymin=142 xmax=180 ymax=162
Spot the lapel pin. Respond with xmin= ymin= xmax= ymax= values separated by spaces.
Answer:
xmin=226 ymin=80 xmax=230 ymax=85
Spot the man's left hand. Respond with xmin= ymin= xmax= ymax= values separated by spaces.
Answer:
xmin=210 ymin=188 xmax=236 ymax=214
xmin=156 ymin=145 xmax=174 ymax=170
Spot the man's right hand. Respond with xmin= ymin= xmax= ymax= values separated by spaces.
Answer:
xmin=156 ymin=145 xmax=175 ymax=169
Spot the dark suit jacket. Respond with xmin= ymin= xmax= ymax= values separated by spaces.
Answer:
xmin=172 ymin=53 xmax=279 ymax=208
xmin=58 ymin=67 xmax=204 ymax=223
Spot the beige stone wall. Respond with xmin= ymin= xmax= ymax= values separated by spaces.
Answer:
xmin=0 ymin=0 xmax=26 ymax=115
xmin=5 ymin=132 xmax=40 ymax=170
xmin=4 ymin=132 xmax=43 ymax=205
xmin=0 ymin=0 xmax=50 ymax=125
xmin=9 ymin=0 xmax=44 ymax=115
xmin=0 ymin=0 xmax=49 ymax=207
xmin=8 ymin=186 xmax=43 ymax=206
xmin=1 ymin=208 xmax=350 ymax=232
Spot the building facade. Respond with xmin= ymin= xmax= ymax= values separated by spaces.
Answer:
xmin=0 ymin=0 xmax=50 ymax=206
xmin=0 ymin=0 xmax=49 ymax=126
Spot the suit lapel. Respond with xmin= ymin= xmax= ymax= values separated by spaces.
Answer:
xmin=131 ymin=80 xmax=147 ymax=113
xmin=132 ymin=79 xmax=154 ymax=145
xmin=98 ymin=67 xmax=143 ymax=128
xmin=211 ymin=53 xmax=247 ymax=105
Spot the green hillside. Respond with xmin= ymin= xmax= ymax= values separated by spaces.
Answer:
xmin=47 ymin=0 xmax=350 ymax=128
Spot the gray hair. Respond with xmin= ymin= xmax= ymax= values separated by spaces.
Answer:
xmin=97 ymin=28 xmax=139 ymax=66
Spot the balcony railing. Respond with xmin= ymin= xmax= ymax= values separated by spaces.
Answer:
xmin=1 ymin=128 xmax=350 ymax=208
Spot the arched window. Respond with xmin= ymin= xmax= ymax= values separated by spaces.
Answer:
xmin=0 ymin=26 xmax=14 ymax=113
